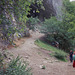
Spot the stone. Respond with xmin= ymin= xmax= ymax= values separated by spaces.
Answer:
xmin=54 ymin=60 xmax=59 ymax=62
xmin=49 ymin=60 xmax=53 ymax=63
xmin=25 ymin=56 xmax=29 ymax=59
xmin=43 ymin=61 xmax=47 ymax=63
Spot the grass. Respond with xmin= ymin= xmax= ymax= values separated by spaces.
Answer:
xmin=42 ymin=65 xmax=46 ymax=69
xmin=35 ymin=39 xmax=68 ymax=62
xmin=0 ymin=56 xmax=32 ymax=75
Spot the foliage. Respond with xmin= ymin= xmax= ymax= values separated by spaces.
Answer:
xmin=63 ymin=0 xmax=75 ymax=15
xmin=40 ymin=0 xmax=75 ymax=51
xmin=71 ymin=1 xmax=75 ymax=5
xmin=41 ymin=17 xmax=59 ymax=33
xmin=54 ymin=51 xmax=67 ymax=61
xmin=41 ymin=13 xmax=75 ymax=51
xmin=27 ymin=17 xmax=40 ymax=30
xmin=0 ymin=0 xmax=43 ymax=44
xmin=0 ymin=56 xmax=32 ymax=75
xmin=42 ymin=65 xmax=46 ymax=69
xmin=35 ymin=39 xmax=67 ymax=61
xmin=41 ymin=17 xmax=61 ymax=42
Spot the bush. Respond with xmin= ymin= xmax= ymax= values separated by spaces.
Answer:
xmin=54 ymin=51 xmax=67 ymax=61
xmin=41 ymin=15 xmax=75 ymax=51
xmin=40 ymin=0 xmax=75 ymax=51
xmin=0 ymin=56 xmax=32 ymax=75
xmin=42 ymin=65 xmax=46 ymax=69
xmin=63 ymin=0 xmax=75 ymax=15
xmin=27 ymin=17 xmax=40 ymax=30
xmin=35 ymin=39 xmax=67 ymax=61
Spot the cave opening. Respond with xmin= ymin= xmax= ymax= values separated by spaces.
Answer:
xmin=27 ymin=0 xmax=56 ymax=21
xmin=27 ymin=4 xmax=40 ymax=18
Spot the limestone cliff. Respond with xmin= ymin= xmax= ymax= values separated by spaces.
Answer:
xmin=39 ymin=0 xmax=63 ymax=20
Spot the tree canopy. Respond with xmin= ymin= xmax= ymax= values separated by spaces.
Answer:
xmin=41 ymin=0 xmax=75 ymax=51
xmin=0 ymin=0 xmax=43 ymax=44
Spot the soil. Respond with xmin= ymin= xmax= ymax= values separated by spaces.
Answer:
xmin=7 ymin=31 xmax=75 ymax=75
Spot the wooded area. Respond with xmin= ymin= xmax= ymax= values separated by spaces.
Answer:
xmin=0 ymin=0 xmax=43 ymax=44
xmin=0 ymin=0 xmax=75 ymax=75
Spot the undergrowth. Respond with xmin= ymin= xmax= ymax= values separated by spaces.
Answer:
xmin=0 ymin=56 xmax=32 ymax=75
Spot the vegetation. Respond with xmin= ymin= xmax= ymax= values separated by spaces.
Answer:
xmin=1 ymin=0 xmax=75 ymax=74
xmin=71 ymin=1 xmax=75 ymax=5
xmin=41 ymin=0 xmax=75 ymax=51
xmin=0 ymin=0 xmax=43 ymax=44
xmin=27 ymin=17 xmax=40 ymax=30
xmin=0 ymin=56 xmax=32 ymax=75
xmin=63 ymin=0 xmax=75 ymax=15
xmin=41 ymin=16 xmax=75 ymax=51
xmin=41 ymin=65 xmax=46 ymax=69
xmin=35 ymin=39 xmax=67 ymax=61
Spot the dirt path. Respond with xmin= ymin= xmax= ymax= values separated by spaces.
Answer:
xmin=8 ymin=31 xmax=75 ymax=75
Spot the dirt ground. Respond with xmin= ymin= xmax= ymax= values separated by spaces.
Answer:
xmin=7 ymin=31 xmax=75 ymax=75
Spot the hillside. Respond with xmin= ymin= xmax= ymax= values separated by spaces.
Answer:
xmin=7 ymin=31 xmax=75 ymax=75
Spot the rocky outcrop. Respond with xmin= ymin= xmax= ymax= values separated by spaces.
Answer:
xmin=27 ymin=0 xmax=63 ymax=20
xmin=39 ymin=0 xmax=63 ymax=20
xmin=39 ymin=0 xmax=56 ymax=20
xmin=52 ymin=0 xmax=63 ymax=20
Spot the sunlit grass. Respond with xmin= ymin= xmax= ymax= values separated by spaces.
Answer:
xmin=35 ymin=39 xmax=68 ymax=62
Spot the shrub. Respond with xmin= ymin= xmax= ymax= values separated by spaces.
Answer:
xmin=54 ymin=51 xmax=67 ymax=61
xmin=41 ymin=15 xmax=75 ymax=51
xmin=40 ymin=0 xmax=75 ymax=51
xmin=0 ymin=56 xmax=32 ymax=75
xmin=63 ymin=0 xmax=75 ymax=15
xmin=27 ymin=17 xmax=40 ymax=30
xmin=42 ymin=65 xmax=46 ymax=69
xmin=35 ymin=39 xmax=67 ymax=61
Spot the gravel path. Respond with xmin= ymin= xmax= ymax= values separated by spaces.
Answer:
xmin=8 ymin=31 xmax=75 ymax=75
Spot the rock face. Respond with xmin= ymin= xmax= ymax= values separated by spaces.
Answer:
xmin=39 ymin=0 xmax=56 ymax=20
xmin=39 ymin=0 xmax=63 ymax=20
xmin=52 ymin=0 xmax=63 ymax=20
xmin=28 ymin=0 xmax=63 ymax=21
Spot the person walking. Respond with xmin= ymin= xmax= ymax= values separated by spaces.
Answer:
xmin=69 ymin=50 xmax=73 ymax=62
xmin=73 ymin=51 xmax=75 ymax=68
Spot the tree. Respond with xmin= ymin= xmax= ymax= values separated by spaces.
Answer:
xmin=41 ymin=15 xmax=75 ymax=51
xmin=63 ymin=0 xmax=75 ymax=15
xmin=41 ymin=0 xmax=75 ymax=51
xmin=0 ymin=0 xmax=43 ymax=44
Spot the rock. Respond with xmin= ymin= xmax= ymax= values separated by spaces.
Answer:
xmin=25 ymin=56 xmax=29 ymax=59
xmin=40 ymin=65 xmax=46 ymax=69
xmin=39 ymin=0 xmax=56 ymax=21
xmin=43 ymin=61 xmax=47 ymax=63
xmin=54 ymin=60 xmax=59 ymax=62
xmin=44 ymin=58 xmax=50 ymax=60
xmin=39 ymin=65 xmax=43 ymax=68
xmin=52 ymin=0 xmax=63 ymax=20
xmin=38 ymin=0 xmax=63 ymax=20
xmin=49 ymin=60 xmax=53 ymax=63
xmin=27 ymin=59 xmax=30 ymax=62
